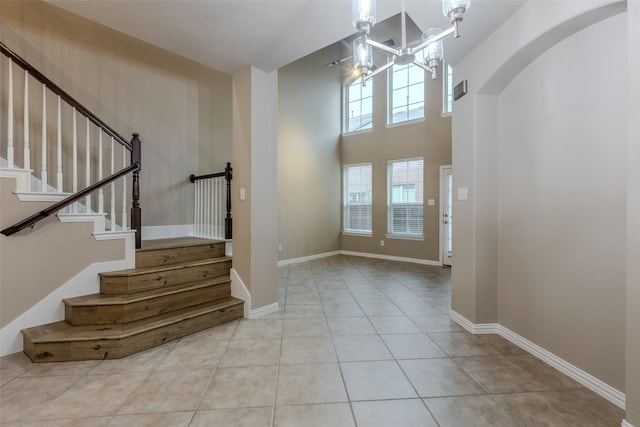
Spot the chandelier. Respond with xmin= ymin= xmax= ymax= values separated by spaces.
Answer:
xmin=352 ymin=0 xmax=470 ymax=83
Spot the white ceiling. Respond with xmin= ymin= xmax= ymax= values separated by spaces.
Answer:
xmin=46 ymin=0 xmax=526 ymax=75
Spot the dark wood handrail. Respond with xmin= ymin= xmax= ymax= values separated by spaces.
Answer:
xmin=189 ymin=162 xmax=232 ymax=239
xmin=0 ymin=42 xmax=132 ymax=152
xmin=1 ymin=162 xmax=140 ymax=237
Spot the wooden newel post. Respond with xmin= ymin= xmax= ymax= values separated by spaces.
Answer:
xmin=224 ymin=162 xmax=232 ymax=240
xmin=131 ymin=133 xmax=142 ymax=249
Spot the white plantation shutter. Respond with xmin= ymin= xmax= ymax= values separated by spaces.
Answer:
xmin=343 ymin=164 xmax=372 ymax=233
xmin=446 ymin=172 xmax=453 ymax=255
xmin=388 ymin=158 xmax=424 ymax=237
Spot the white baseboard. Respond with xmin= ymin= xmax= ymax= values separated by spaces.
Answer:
xmin=230 ymin=268 xmax=251 ymax=318
xmin=339 ymin=250 xmax=442 ymax=266
xmin=449 ymin=310 xmax=626 ymax=410
xmin=0 ymin=259 xmax=127 ymax=356
xmin=277 ymin=251 xmax=340 ymax=266
xmin=141 ymin=224 xmax=194 ymax=240
xmin=622 ymin=420 xmax=635 ymax=427
xmin=248 ymin=302 xmax=280 ymax=319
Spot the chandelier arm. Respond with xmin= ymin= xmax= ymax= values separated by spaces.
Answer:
xmin=412 ymin=26 xmax=456 ymax=54
xmin=412 ymin=60 xmax=434 ymax=73
xmin=364 ymin=61 xmax=395 ymax=81
xmin=367 ymin=39 xmax=399 ymax=56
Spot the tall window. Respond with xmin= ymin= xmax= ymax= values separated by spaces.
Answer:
xmin=387 ymin=158 xmax=424 ymax=237
xmin=442 ymin=62 xmax=453 ymax=115
xmin=388 ymin=51 xmax=425 ymax=125
xmin=343 ymin=163 xmax=372 ymax=234
xmin=344 ymin=79 xmax=373 ymax=133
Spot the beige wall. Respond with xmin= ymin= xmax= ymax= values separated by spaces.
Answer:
xmin=277 ymin=45 xmax=343 ymax=261
xmin=0 ymin=0 xmax=232 ymax=228
xmin=340 ymin=63 xmax=451 ymax=263
xmin=0 ymin=178 xmax=123 ymax=326
xmin=626 ymin=1 xmax=640 ymax=424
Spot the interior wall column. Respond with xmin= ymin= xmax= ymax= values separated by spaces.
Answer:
xmin=232 ymin=66 xmax=278 ymax=312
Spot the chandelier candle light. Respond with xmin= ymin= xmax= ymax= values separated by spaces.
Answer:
xmin=352 ymin=0 xmax=470 ymax=83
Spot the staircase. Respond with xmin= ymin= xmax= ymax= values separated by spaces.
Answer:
xmin=21 ymin=238 xmax=244 ymax=362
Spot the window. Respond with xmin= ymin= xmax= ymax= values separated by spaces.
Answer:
xmin=387 ymin=158 xmax=424 ymax=237
xmin=344 ymin=79 xmax=373 ymax=133
xmin=442 ymin=61 xmax=453 ymax=115
xmin=343 ymin=163 xmax=372 ymax=234
xmin=388 ymin=51 xmax=425 ymax=125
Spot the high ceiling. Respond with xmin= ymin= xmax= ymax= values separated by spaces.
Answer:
xmin=46 ymin=0 xmax=526 ymax=75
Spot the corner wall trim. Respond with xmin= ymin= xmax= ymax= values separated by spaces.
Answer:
xmin=248 ymin=303 xmax=280 ymax=319
xmin=622 ymin=420 xmax=635 ymax=427
xmin=449 ymin=310 xmax=626 ymax=410
xmin=339 ymin=250 xmax=442 ymax=266
xmin=230 ymin=268 xmax=251 ymax=318
xmin=277 ymin=251 xmax=340 ymax=266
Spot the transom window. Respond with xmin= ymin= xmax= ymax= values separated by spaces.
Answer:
xmin=387 ymin=158 xmax=424 ymax=237
xmin=344 ymin=79 xmax=373 ymax=133
xmin=343 ymin=163 xmax=372 ymax=234
xmin=388 ymin=51 xmax=425 ymax=125
xmin=442 ymin=61 xmax=453 ymax=115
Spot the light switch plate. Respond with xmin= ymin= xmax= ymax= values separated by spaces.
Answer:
xmin=457 ymin=187 xmax=468 ymax=201
xmin=240 ymin=188 xmax=246 ymax=200
xmin=428 ymin=199 xmax=435 ymax=206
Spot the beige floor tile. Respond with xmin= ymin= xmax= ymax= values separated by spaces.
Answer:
xmin=454 ymin=355 xmax=551 ymax=393
xmin=428 ymin=331 xmax=501 ymax=357
xmin=117 ymin=369 xmax=213 ymax=414
xmin=3 ymin=417 xmax=111 ymax=426
xmin=155 ymin=339 xmax=227 ymax=370
xmin=274 ymin=403 xmax=355 ymax=427
xmin=476 ymin=334 xmax=529 ymax=356
xmin=280 ymin=337 xmax=337 ymax=364
xmin=282 ymin=318 xmax=330 ymax=337
xmin=0 ymin=353 xmax=34 ymax=386
xmin=408 ymin=314 xmax=464 ymax=333
xmin=399 ymin=358 xmax=484 ymax=397
xmin=199 ymin=365 xmax=277 ymax=409
xmin=179 ymin=320 xmax=239 ymax=342
xmin=326 ymin=317 xmax=376 ymax=335
xmin=556 ymin=388 xmax=625 ymax=425
xmin=395 ymin=301 xmax=442 ymax=315
xmin=350 ymin=292 xmax=391 ymax=303
xmin=384 ymin=292 xmax=421 ymax=302
xmin=319 ymin=292 xmax=356 ymax=304
xmin=368 ymin=315 xmax=422 ymax=334
xmin=381 ymin=333 xmax=447 ymax=359
xmin=276 ymin=363 xmax=347 ymax=405
xmin=90 ymin=343 xmax=175 ymax=373
xmin=0 ymin=375 xmax=82 ymax=423
xmin=285 ymin=293 xmax=321 ymax=305
xmin=35 ymin=372 xmax=149 ymax=419
xmin=425 ymin=395 xmax=520 ymax=427
xmin=332 ymin=335 xmax=393 ymax=362
xmin=340 ymin=360 xmax=417 ymax=400
xmin=282 ymin=304 xmax=325 ymax=319
xmin=358 ymin=302 xmax=405 ymax=316
xmin=106 ymin=412 xmax=193 ymax=427
xmin=219 ymin=339 xmax=281 ymax=367
xmin=506 ymin=354 xmax=582 ymax=390
xmin=232 ymin=319 xmax=283 ymax=340
xmin=322 ymin=303 xmax=365 ymax=317
xmin=190 ymin=407 xmax=272 ymax=427
xmin=20 ymin=360 xmax=101 ymax=377
xmin=351 ymin=399 xmax=438 ymax=427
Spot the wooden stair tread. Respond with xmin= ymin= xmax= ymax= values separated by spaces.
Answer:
xmin=24 ymin=297 xmax=243 ymax=343
xmin=138 ymin=237 xmax=223 ymax=251
xmin=64 ymin=276 xmax=230 ymax=306
xmin=100 ymin=256 xmax=231 ymax=278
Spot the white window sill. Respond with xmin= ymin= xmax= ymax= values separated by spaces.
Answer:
xmin=441 ymin=112 xmax=452 ymax=118
xmin=385 ymin=234 xmax=424 ymax=241
xmin=386 ymin=117 xmax=425 ymax=129
xmin=342 ymin=231 xmax=373 ymax=237
xmin=342 ymin=127 xmax=373 ymax=137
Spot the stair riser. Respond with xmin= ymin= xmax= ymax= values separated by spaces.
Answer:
xmin=136 ymin=243 xmax=226 ymax=269
xmin=100 ymin=260 xmax=232 ymax=295
xmin=66 ymin=282 xmax=232 ymax=325
xmin=24 ymin=302 xmax=243 ymax=362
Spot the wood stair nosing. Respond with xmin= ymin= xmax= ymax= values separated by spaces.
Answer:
xmin=100 ymin=256 xmax=232 ymax=278
xmin=23 ymin=297 xmax=244 ymax=362
xmin=64 ymin=277 xmax=232 ymax=325
xmin=99 ymin=257 xmax=232 ymax=295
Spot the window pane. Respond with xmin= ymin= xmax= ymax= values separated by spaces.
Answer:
xmin=392 ymin=87 xmax=408 ymax=109
xmin=387 ymin=158 xmax=424 ymax=236
xmin=344 ymin=164 xmax=372 ymax=232
xmin=393 ymin=67 xmax=408 ymax=88
xmin=408 ymin=83 xmax=424 ymax=104
xmin=362 ymin=96 xmax=372 ymax=116
xmin=408 ymin=65 xmax=423 ymax=85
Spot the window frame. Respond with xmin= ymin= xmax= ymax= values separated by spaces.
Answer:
xmin=442 ymin=60 xmax=453 ymax=116
xmin=343 ymin=79 xmax=373 ymax=135
xmin=342 ymin=162 xmax=373 ymax=236
xmin=386 ymin=157 xmax=425 ymax=240
xmin=387 ymin=50 xmax=426 ymax=126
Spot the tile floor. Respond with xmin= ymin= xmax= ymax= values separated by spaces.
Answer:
xmin=0 ymin=255 xmax=625 ymax=426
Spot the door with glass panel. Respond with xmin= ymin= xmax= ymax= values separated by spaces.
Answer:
xmin=441 ymin=166 xmax=453 ymax=266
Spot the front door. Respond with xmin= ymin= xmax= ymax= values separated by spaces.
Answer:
xmin=440 ymin=166 xmax=453 ymax=266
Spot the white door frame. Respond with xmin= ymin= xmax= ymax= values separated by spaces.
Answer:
xmin=439 ymin=165 xmax=453 ymax=266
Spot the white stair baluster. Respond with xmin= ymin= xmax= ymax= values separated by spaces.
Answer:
xmin=98 ymin=132 xmax=104 ymax=215
xmin=23 ymin=69 xmax=30 ymax=174
xmin=121 ymin=147 xmax=127 ymax=230
xmin=110 ymin=137 xmax=116 ymax=230
xmin=85 ymin=117 xmax=91 ymax=211
xmin=56 ymin=95 xmax=63 ymax=192
xmin=7 ymin=58 xmax=14 ymax=168
xmin=72 ymin=108 xmax=77 ymax=212
xmin=41 ymin=84 xmax=48 ymax=192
